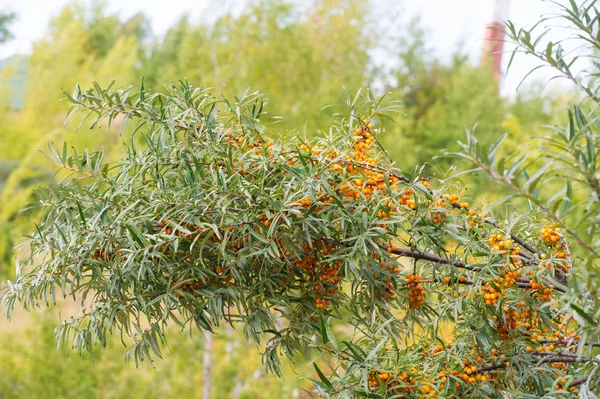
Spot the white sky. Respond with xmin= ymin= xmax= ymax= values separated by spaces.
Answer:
xmin=0 ymin=0 xmax=575 ymax=96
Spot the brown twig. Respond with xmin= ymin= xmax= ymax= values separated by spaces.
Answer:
xmin=476 ymin=353 xmax=588 ymax=374
xmin=385 ymin=246 xmax=476 ymax=271
xmin=382 ymin=245 xmax=566 ymax=293
xmin=537 ymin=339 xmax=600 ymax=348
xmin=568 ymin=376 xmax=589 ymax=389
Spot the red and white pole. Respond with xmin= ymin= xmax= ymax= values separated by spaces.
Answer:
xmin=482 ymin=0 xmax=510 ymax=81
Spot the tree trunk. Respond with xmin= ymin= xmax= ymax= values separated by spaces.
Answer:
xmin=202 ymin=329 xmax=213 ymax=399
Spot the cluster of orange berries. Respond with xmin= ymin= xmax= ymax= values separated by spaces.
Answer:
xmin=495 ymin=303 xmax=537 ymax=336
xmin=315 ymin=259 xmax=341 ymax=308
xmin=436 ymin=346 xmax=498 ymax=390
xmin=184 ymin=122 xmax=202 ymax=138
xmin=172 ymin=266 xmax=237 ymax=299
xmin=253 ymin=138 xmax=275 ymax=156
xmin=376 ymin=262 xmax=402 ymax=300
xmin=92 ymin=246 xmax=128 ymax=262
xmin=495 ymin=301 xmax=576 ymax=345
xmin=481 ymin=284 xmax=501 ymax=306
xmin=382 ymin=262 xmax=402 ymax=275
xmin=291 ymin=240 xmax=341 ymax=309
xmin=92 ymin=247 xmax=109 ymax=260
xmin=298 ymin=144 xmax=338 ymax=159
xmin=541 ymin=224 xmax=562 ymax=245
xmin=368 ymin=363 xmax=493 ymax=397
xmin=332 ymin=122 xmax=401 ymax=202
xmin=524 ymin=319 xmax=581 ymax=371
xmin=426 ymin=193 xmax=470 ymax=225
xmin=172 ymin=277 xmax=209 ymax=298
xmin=352 ymin=121 xmax=377 ymax=161
xmin=488 ymin=234 xmax=523 ymax=265
xmin=297 ymin=197 xmax=312 ymax=207
xmin=431 ymin=199 xmax=447 ymax=224
xmin=368 ymin=370 xmax=436 ymax=397
xmin=365 ymin=331 xmax=584 ymax=398
xmin=528 ymin=279 xmax=553 ymax=301
xmin=160 ymin=220 xmax=199 ymax=240
xmin=292 ymin=195 xmax=336 ymax=217
xmin=441 ymin=193 xmax=468 ymax=209
xmin=258 ymin=213 xmax=273 ymax=227
xmin=525 ymin=343 xmax=556 ymax=353
xmin=534 ymin=318 xmax=580 ymax=343
xmin=481 ymin=267 xmax=520 ymax=306
xmin=502 ymin=268 xmax=521 ymax=288
xmin=555 ymin=377 xmax=577 ymax=393
xmin=406 ymin=274 xmax=425 ymax=309
xmin=443 ymin=275 xmax=467 ymax=284
xmin=216 ymin=129 xmax=275 ymax=155
xmin=398 ymin=189 xmax=416 ymax=210
xmin=466 ymin=209 xmax=482 ymax=227
xmin=222 ymin=130 xmax=243 ymax=145
xmin=367 ymin=371 xmax=405 ymax=388
xmin=488 ymin=234 xmax=513 ymax=252
xmin=446 ymin=364 xmax=491 ymax=385
xmin=287 ymin=118 xmax=469 ymax=232
xmin=525 ymin=341 xmax=575 ymax=380
xmin=376 ymin=204 xmax=393 ymax=218
xmin=215 ymin=266 xmax=233 ymax=282
xmin=540 ymin=224 xmax=571 ymax=272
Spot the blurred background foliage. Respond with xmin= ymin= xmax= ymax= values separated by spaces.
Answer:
xmin=0 ymin=309 xmax=310 ymax=398
xmin=0 ymin=0 xmax=579 ymax=397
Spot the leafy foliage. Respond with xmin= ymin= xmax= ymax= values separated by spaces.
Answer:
xmin=0 ymin=0 xmax=526 ymax=279
xmin=0 ymin=78 xmax=596 ymax=398
xmin=3 ymin=1 xmax=600 ymax=398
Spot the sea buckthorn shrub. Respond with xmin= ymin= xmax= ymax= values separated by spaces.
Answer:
xmin=0 ymin=80 xmax=596 ymax=399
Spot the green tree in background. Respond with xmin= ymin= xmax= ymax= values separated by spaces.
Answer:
xmin=0 ymin=10 xmax=15 ymax=44
xmin=0 ymin=311 xmax=311 ymax=399
xmin=378 ymin=20 xmax=506 ymax=170
xmin=0 ymin=2 xmax=145 ymax=278
xmin=26 ymin=3 xmax=144 ymax=117
xmin=143 ymin=0 xmax=370 ymax=131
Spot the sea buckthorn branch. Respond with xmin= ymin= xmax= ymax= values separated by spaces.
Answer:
xmin=461 ymin=150 xmax=600 ymax=259
xmin=336 ymin=159 xmax=410 ymax=183
xmin=531 ymin=351 xmax=588 ymax=359
xmin=484 ymin=220 xmax=537 ymax=260
xmin=305 ymin=131 xmax=540 ymax=264
xmin=336 ymin=156 xmax=541 ymax=261
xmin=504 ymin=12 xmax=600 ymax=106
xmin=312 ymin=327 xmax=593 ymax=398
xmin=434 ymin=276 xmax=474 ymax=286
xmin=383 ymin=245 xmax=476 ymax=271
xmin=476 ymin=353 xmax=590 ymax=374
xmin=382 ymin=244 xmax=567 ymax=293
xmin=316 ymin=238 xmax=580 ymax=396
xmin=537 ymin=339 xmax=600 ymax=348
xmin=4 ymin=86 xmax=424 ymax=368
xmin=350 ymin=112 xmax=394 ymax=163
xmin=65 ymin=82 xmax=209 ymax=132
xmin=568 ymin=375 xmax=592 ymax=389
xmin=1 ymin=82 xmax=593 ymax=398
